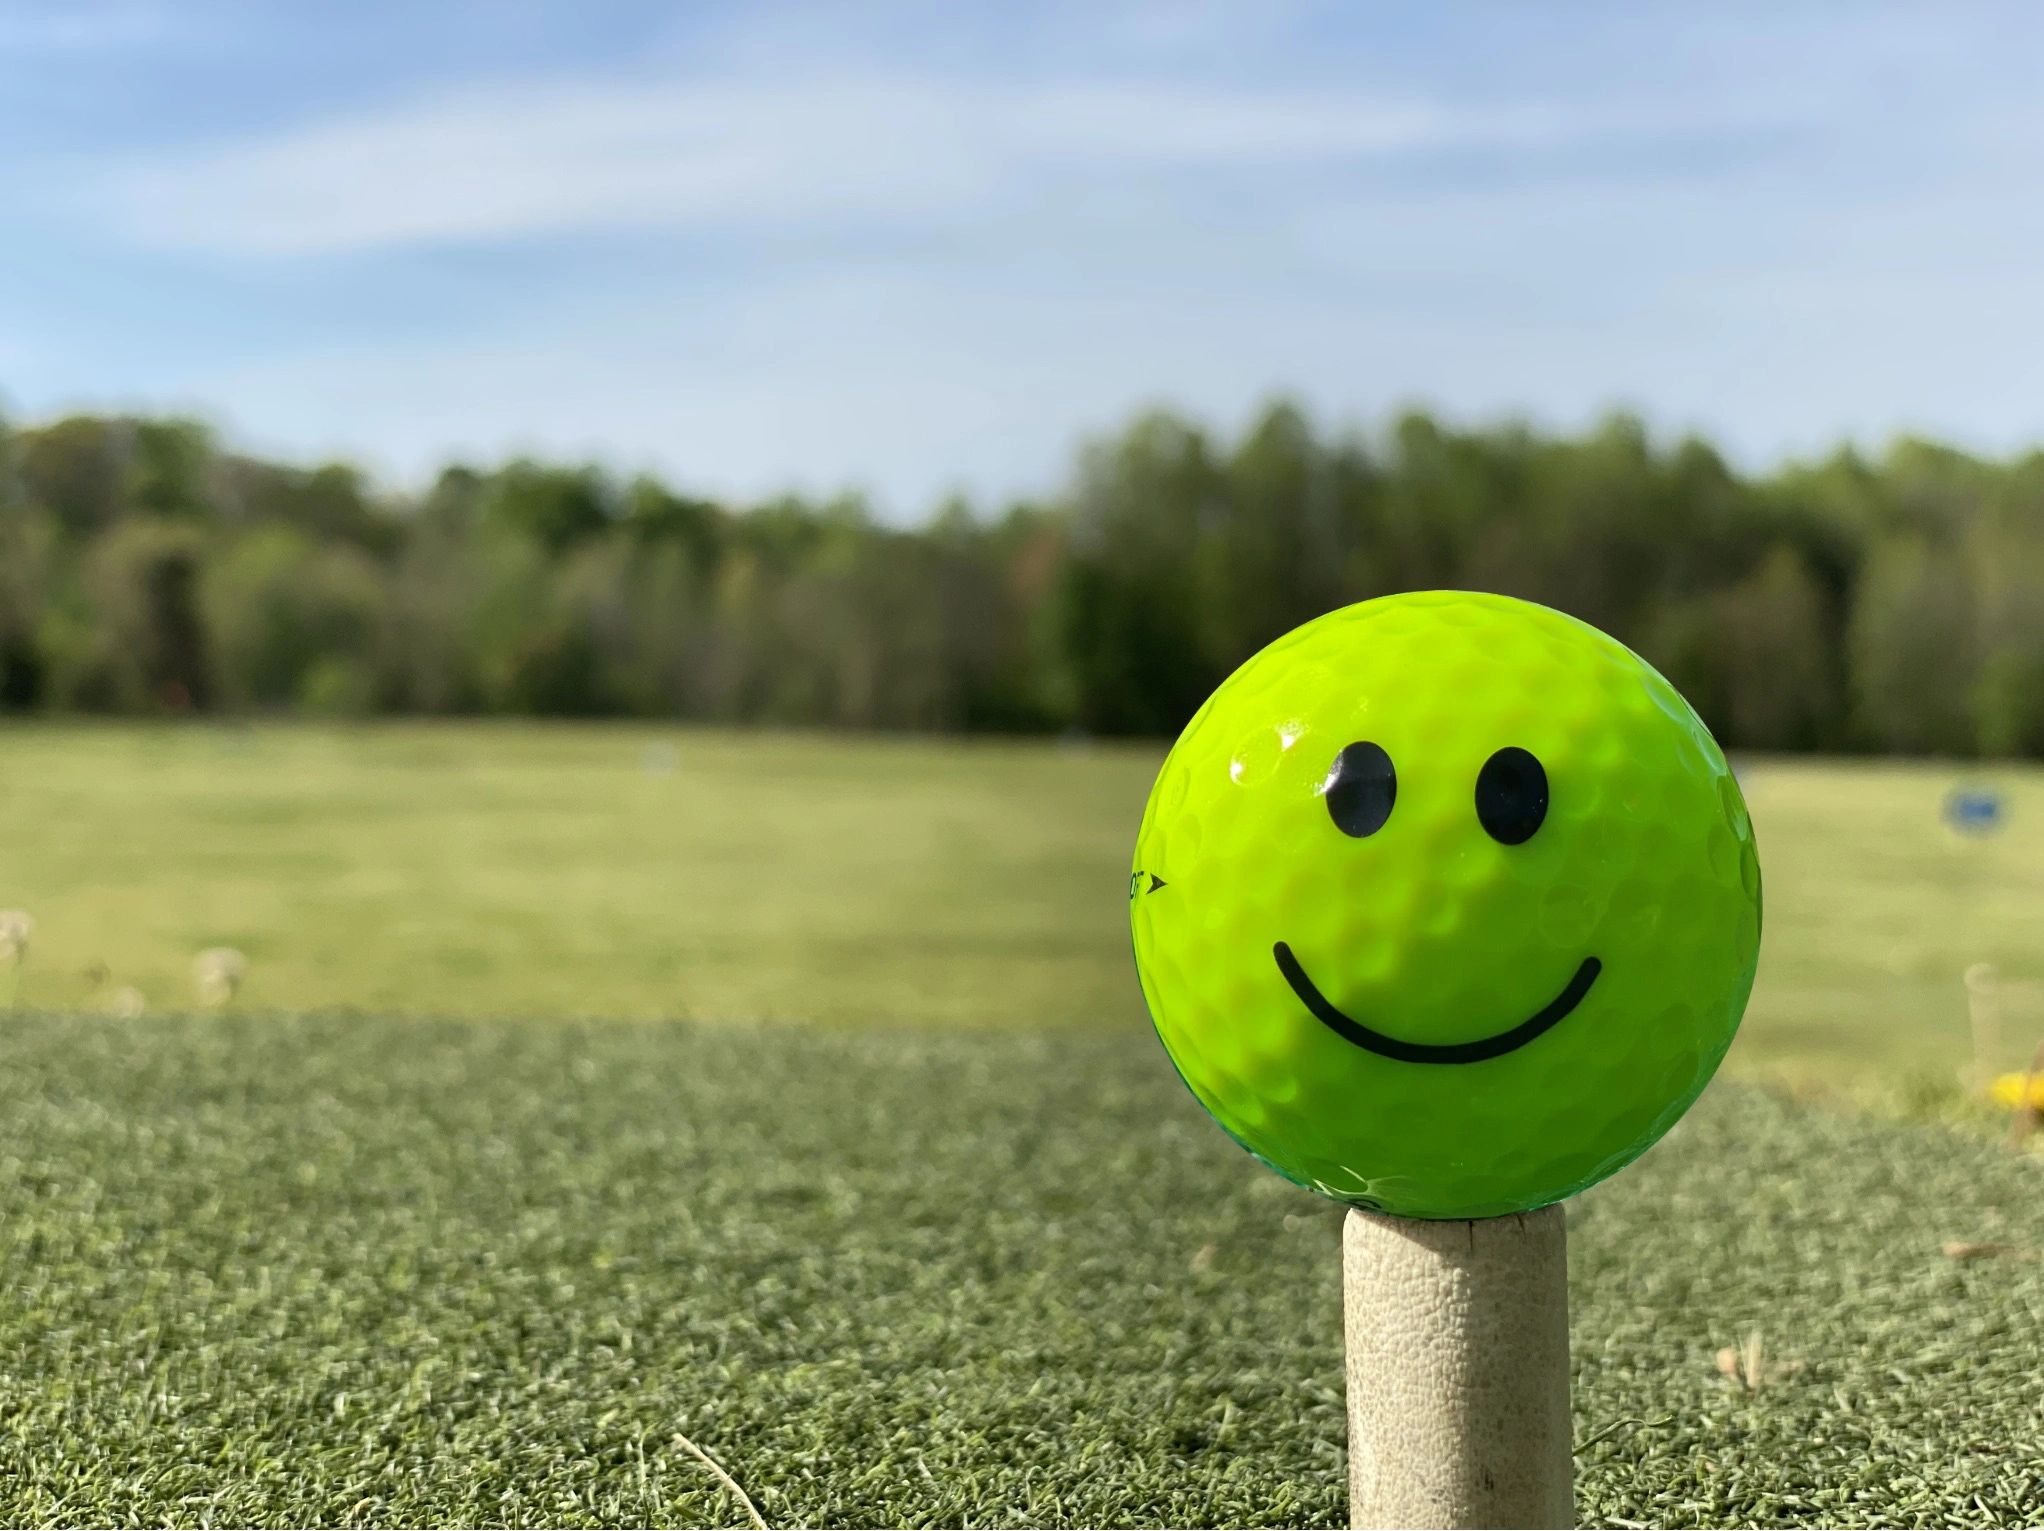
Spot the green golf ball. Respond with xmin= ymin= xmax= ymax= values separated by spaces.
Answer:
xmin=1129 ymin=590 xmax=1761 ymax=1219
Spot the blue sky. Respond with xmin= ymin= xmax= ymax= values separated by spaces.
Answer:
xmin=5 ymin=1 xmax=2044 ymax=516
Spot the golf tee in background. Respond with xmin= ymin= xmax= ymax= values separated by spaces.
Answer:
xmin=1343 ymin=1206 xmax=1573 ymax=1530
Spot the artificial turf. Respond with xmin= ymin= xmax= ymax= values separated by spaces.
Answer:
xmin=0 ymin=1011 xmax=2037 ymax=1527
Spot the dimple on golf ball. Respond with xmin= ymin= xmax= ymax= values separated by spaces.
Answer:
xmin=1129 ymin=590 xmax=1761 ymax=1219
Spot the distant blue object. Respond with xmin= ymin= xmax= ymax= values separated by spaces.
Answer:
xmin=1944 ymin=787 xmax=2005 ymax=835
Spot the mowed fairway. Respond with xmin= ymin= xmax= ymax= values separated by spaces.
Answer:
xmin=0 ymin=724 xmax=2043 ymax=1526
xmin=2 ymin=723 xmax=2042 ymax=1095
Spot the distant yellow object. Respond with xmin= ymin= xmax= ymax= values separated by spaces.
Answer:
xmin=1989 ymin=1072 xmax=2044 ymax=1109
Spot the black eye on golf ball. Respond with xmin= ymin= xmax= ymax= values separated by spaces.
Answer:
xmin=1323 ymin=741 xmax=1396 ymax=838
xmin=1475 ymin=746 xmax=1548 ymax=845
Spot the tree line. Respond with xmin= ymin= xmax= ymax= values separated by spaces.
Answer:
xmin=1 ymin=401 xmax=2041 ymax=755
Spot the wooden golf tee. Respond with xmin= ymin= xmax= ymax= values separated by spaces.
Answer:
xmin=1344 ymin=1204 xmax=1572 ymax=1530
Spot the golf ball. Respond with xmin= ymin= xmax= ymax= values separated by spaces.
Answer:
xmin=1129 ymin=590 xmax=1761 ymax=1218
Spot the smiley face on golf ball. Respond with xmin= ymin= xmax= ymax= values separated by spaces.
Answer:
xmin=1129 ymin=591 xmax=1761 ymax=1218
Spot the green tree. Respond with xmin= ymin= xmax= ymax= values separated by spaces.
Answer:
xmin=479 ymin=461 xmax=615 ymax=553
xmin=1848 ymin=535 xmax=1978 ymax=754
xmin=19 ymin=416 xmax=132 ymax=536
xmin=203 ymin=527 xmax=388 ymax=711
xmin=50 ymin=520 xmax=215 ymax=711
xmin=1709 ymin=545 xmax=1841 ymax=750
xmin=128 ymin=418 xmax=215 ymax=520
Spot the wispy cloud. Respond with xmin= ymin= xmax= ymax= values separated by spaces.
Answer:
xmin=91 ymin=70 xmax=1651 ymax=258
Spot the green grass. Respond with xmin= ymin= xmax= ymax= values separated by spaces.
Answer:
xmin=2 ymin=724 xmax=2043 ymax=1526
xmin=2 ymin=723 xmax=2043 ymax=1100
xmin=0 ymin=1011 xmax=2038 ymax=1528
xmin=0 ymin=723 xmax=1145 ymax=1031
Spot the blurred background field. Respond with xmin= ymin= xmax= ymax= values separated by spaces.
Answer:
xmin=2 ymin=721 xmax=2041 ymax=1108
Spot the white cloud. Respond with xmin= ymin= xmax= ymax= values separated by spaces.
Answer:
xmin=92 ymin=69 xmax=1594 ymax=258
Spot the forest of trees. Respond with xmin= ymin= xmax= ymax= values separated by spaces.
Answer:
xmin=2 ymin=401 xmax=2043 ymax=756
